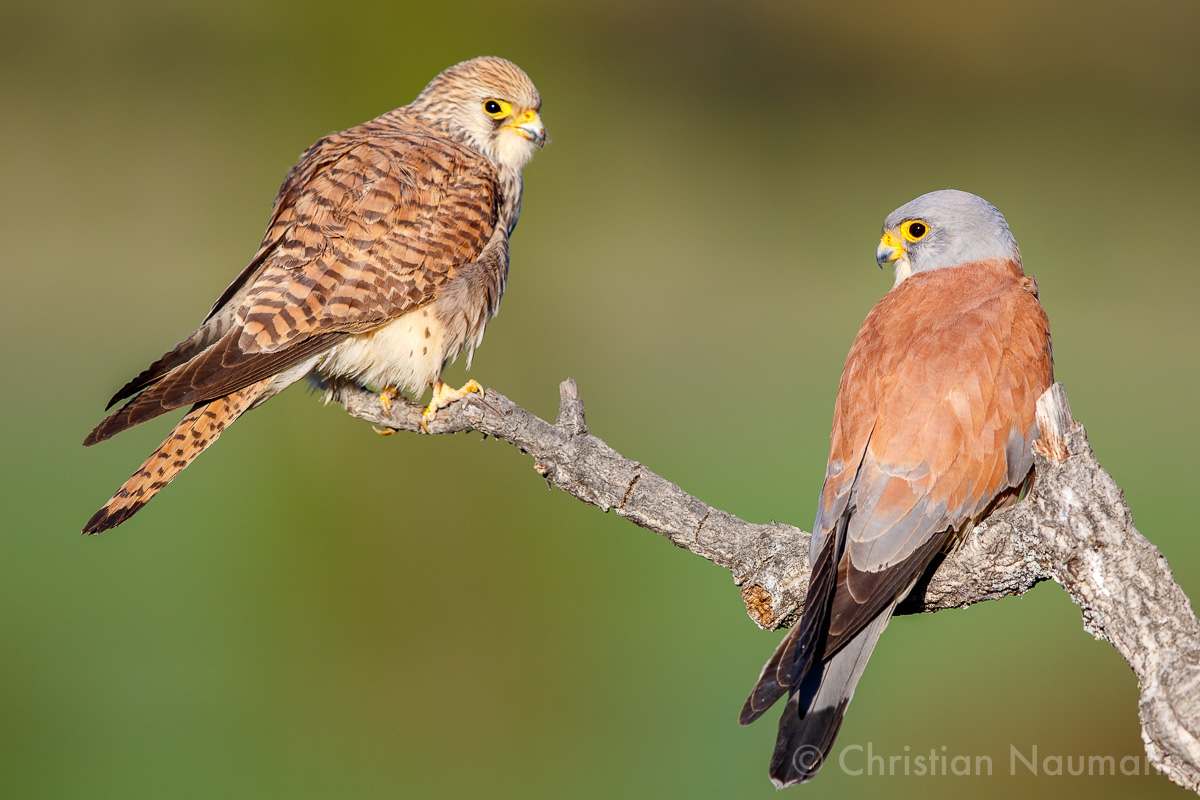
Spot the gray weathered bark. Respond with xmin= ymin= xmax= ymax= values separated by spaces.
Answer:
xmin=329 ymin=379 xmax=1200 ymax=794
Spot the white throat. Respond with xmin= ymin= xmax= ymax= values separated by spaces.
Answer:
xmin=892 ymin=255 xmax=914 ymax=288
xmin=491 ymin=129 xmax=538 ymax=172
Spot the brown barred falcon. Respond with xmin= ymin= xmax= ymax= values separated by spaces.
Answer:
xmin=83 ymin=57 xmax=547 ymax=534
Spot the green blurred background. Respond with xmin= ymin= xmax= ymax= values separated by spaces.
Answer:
xmin=3 ymin=0 xmax=1198 ymax=797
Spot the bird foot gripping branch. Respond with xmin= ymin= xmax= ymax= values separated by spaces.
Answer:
xmin=421 ymin=380 xmax=484 ymax=433
xmin=378 ymin=385 xmax=405 ymax=414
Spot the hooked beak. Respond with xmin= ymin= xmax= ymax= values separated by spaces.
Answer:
xmin=876 ymin=230 xmax=905 ymax=268
xmin=507 ymin=110 xmax=547 ymax=148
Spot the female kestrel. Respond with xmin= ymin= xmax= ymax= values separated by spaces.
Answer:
xmin=83 ymin=56 xmax=547 ymax=534
xmin=740 ymin=190 xmax=1054 ymax=786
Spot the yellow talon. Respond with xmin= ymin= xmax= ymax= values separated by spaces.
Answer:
xmin=378 ymin=385 xmax=401 ymax=414
xmin=421 ymin=379 xmax=484 ymax=433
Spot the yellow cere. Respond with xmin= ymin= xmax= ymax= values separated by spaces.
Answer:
xmin=484 ymin=98 xmax=513 ymax=119
xmin=901 ymin=219 xmax=930 ymax=242
xmin=880 ymin=230 xmax=904 ymax=251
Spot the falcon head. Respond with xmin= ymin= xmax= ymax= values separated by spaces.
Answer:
xmin=876 ymin=189 xmax=1021 ymax=286
xmin=411 ymin=56 xmax=546 ymax=172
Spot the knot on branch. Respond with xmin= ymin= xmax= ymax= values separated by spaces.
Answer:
xmin=741 ymin=584 xmax=778 ymax=628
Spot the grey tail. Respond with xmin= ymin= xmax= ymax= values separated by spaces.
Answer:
xmin=767 ymin=604 xmax=895 ymax=787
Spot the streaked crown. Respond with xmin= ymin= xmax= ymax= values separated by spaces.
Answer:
xmin=409 ymin=56 xmax=545 ymax=172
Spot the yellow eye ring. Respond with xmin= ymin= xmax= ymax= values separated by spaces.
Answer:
xmin=901 ymin=220 xmax=929 ymax=242
xmin=483 ymin=99 xmax=512 ymax=119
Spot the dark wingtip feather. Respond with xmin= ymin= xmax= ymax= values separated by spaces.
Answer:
xmin=84 ymin=384 xmax=181 ymax=447
xmin=103 ymin=327 xmax=225 ymax=411
xmin=82 ymin=419 xmax=115 ymax=447
xmin=739 ymin=702 xmax=765 ymax=727
xmin=82 ymin=407 xmax=131 ymax=447
xmin=739 ymin=679 xmax=786 ymax=726
xmin=740 ymin=624 xmax=801 ymax=726
xmin=105 ymin=382 xmax=136 ymax=411
xmin=103 ymin=365 xmax=156 ymax=411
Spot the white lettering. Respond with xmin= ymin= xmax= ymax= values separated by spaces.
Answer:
xmin=839 ymin=744 xmax=863 ymax=776
xmin=1011 ymin=744 xmax=1038 ymax=775
xmin=866 ymin=742 xmax=884 ymax=776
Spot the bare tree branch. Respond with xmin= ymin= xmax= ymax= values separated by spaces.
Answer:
xmin=329 ymin=379 xmax=1200 ymax=794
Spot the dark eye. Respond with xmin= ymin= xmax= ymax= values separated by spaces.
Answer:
xmin=903 ymin=220 xmax=929 ymax=242
xmin=482 ymin=99 xmax=512 ymax=119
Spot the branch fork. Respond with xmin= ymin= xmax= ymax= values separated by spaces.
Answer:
xmin=331 ymin=378 xmax=1200 ymax=793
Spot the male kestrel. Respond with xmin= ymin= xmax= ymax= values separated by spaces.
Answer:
xmin=83 ymin=56 xmax=547 ymax=534
xmin=739 ymin=190 xmax=1053 ymax=786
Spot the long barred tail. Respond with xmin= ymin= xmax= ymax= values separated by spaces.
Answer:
xmin=83 ymin=381 xmax=269 ymax=534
